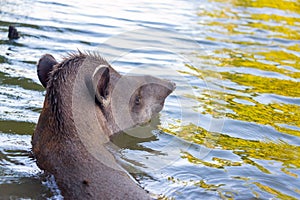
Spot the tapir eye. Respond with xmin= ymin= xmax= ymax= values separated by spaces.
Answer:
xmin=135 ymin=95 xmax=141 ymax=105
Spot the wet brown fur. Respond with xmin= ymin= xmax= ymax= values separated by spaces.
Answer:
xmin=32 ymin=52 xmax=151 ymax=200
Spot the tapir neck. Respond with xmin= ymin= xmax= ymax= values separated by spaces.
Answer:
xmin=33 ymin=104 xmax=151 ymax=199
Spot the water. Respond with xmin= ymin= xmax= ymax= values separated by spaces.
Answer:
xmin=1 ymin=0 xmax=299 ymax=199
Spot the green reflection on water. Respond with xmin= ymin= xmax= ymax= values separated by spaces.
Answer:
xmin=0 ymin=71 xmax=44 ymax=91
xmin=0 ymin=120 xmax=35 ymax=135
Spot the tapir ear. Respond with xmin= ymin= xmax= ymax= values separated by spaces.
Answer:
xmin=92 ymin=65 xmax=110 ymax=105
xmin=37 ymin=54 xmax=58 ymax=88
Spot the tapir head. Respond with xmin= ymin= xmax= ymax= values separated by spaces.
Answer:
xmin=37 ymin=53 xmax=175 ymax=135
xmin=92 ymin=66 xmax=175 ymax=132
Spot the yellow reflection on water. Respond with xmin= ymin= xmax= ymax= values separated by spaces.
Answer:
xmin=161 ymin=123 xmax=299 ymax=175
xmin=212 ymin=0 xmax=300 ymax=14
xmin=198 ymin=0 xmax=300 ymax=40
xmin=254 ymin=182 xmax=298 ymax=200
xmin=222 ymin=72 xmax=300 ymax=97
xmin=209 ymin=49 xmax=300 ymax=79
xmin=231 ymin=0 xmax=300 ymax=14
xmin=194 ymin=0 xmax=300 ymax=139
xmin=162 ymin=0 xmax=300 ymax=199
xmin=160 ymin=122 xmax=299 ymax=198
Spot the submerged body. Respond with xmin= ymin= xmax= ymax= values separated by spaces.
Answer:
xmin=32 ymin=52 xmax=175 ymax=199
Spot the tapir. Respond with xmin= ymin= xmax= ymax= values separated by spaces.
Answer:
xmin=32 ymin=51 xmax=175 ymax=199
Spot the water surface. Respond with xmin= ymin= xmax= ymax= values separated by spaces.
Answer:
xmin=0 ymin=0 xmax=299 ymax=199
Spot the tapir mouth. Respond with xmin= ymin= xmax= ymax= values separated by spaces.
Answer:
xmin=138 ymin=119 xmax=152 ymax=127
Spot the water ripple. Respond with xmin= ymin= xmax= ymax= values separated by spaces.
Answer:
xmin=0 ymin=0 xmax=299 ymax=199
